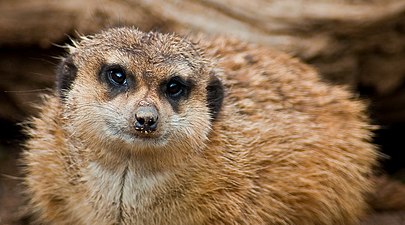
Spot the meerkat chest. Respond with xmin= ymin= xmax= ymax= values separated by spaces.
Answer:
xmin=79 ymin=162 xmax=175 ymax=225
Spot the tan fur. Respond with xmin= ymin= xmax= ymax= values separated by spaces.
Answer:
xmin=22 ymin=27 xmax=378 ymax=225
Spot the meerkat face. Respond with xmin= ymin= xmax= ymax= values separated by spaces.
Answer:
xmin=57 ymin=28 xmax=224 ymax=154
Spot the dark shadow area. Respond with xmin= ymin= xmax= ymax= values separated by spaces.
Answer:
xmin=374 ymin=123 xmax=405 ymax=177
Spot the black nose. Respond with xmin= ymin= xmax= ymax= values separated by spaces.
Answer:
xmin=134 ymin=106 xmax=158 ymax=133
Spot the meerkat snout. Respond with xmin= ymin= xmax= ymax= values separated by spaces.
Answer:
xmin=134 ymin=105 xmax=159 ymax=133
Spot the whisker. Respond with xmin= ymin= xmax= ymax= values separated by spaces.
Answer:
xmin=1 ymin=173 xmax=24 ymax=181
xmin=3 ymin=89 xmax=50 ymax=93
xmin=74 ymin=104 xmax=124 ymax=117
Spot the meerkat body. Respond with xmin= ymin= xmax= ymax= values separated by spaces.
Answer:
xmin=23 ymin=28 xmax=377 ymax=225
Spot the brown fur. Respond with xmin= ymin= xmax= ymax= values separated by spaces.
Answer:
xmin=22 ymin=27 xmax=378 ymax=225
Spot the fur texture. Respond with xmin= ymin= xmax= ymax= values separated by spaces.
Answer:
xmin=22 ymin=27 xmax=378 ymax=225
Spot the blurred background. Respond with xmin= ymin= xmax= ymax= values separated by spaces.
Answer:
xmin=0 ymin=0 xmax=404 ymax=224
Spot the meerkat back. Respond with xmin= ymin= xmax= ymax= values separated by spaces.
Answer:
xmin=22 ymin=27 xmax=378 ymax=225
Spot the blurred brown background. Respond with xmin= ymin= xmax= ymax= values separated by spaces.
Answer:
xmin=0 ymin=0 xmax=404 ymax=224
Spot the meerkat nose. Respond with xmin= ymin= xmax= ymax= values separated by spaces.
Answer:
xmin=134 ymin=106 xmax=159 ymax=133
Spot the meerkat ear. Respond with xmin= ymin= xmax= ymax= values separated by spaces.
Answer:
xmin=206 ymin=73 xmax=224 ymax=121
xmin=56 ymin=56 xmax=77 ymax=100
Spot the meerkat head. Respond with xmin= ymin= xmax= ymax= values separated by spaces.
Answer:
xmin=56 ymin=28 xmax=224 ymax=155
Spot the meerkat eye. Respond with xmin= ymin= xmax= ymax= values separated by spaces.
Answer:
xmin=166 ymin=77 xmax=186 ymax=99
xmin=107 ymin=67 xmax=127 ymax=86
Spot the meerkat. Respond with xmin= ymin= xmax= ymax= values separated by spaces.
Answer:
xmin=22 ymin=27 xmax=378 ymax=225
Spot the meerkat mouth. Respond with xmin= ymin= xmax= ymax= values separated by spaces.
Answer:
xmin=103 ymin=120 xmax=166 ymax=147
xmin=119 ymin=129 xmax=169 ymax=148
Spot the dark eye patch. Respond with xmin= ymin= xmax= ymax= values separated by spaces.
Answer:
xmin=106 ymin=67 xmax=127 ymax=86
xmin=100 ymin=64 xmax=128 ymax=86
xmin=99 ymin=64 xmax=133 ymax=98
xmin=165 ymin=77 xmax=187 ymax=99
xmin=161 ymin=76 xmax=194 ymax=112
